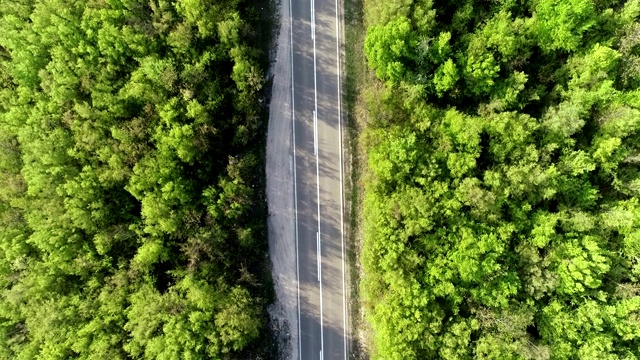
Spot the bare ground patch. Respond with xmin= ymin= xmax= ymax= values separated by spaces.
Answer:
xmin=266 ymin=0 xmax=298 ymax=357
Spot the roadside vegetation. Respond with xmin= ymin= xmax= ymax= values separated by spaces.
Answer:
xmin=0 ymin=0 xmax=272 ymax=358
xmin=359 ymin=0 xmax=640 ymax=358
xmin=343 ymin=0 xmax=377 ymax=354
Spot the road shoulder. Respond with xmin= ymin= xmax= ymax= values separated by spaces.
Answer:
xmin=266 ymin=0 xmax=299 ymax=357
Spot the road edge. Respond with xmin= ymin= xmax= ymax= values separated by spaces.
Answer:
xmin=265 ymin=0 xmax=299 ymax=356
xmin=336 ymin=0 xmax=353 ymax=356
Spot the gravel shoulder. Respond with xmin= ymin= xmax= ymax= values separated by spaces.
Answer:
xmin=266 ymin=0 xmax=298 ymax=357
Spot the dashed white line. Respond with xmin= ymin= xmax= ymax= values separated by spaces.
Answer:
xmin=311 ymin=0 xmax=315 ymax=39
xmin=292 ymin=0 xmax=344 ymax=356
xmin=313 ymin=110 xmax=317 ymax=155
xmin=317 ymin=232 xmax=321 ymax=281
xmin=312 ymin=0 xmax=324 ymax=354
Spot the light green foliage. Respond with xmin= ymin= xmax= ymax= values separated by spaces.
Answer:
xmin=411 ymin=0 xmax=436 ymax=34
xmin=214 ymin=286 xmax=262 ymax=352
xmin=361 ymin=0 xmax=640 ymax=358
xmin=480 ymin=11 xmax=527 ymax=60
xmin=551 ymin=236 xmax=610 ymax=295
xmin=365 ymin=0 xmax=414 ymax=26
xmin=568 ymin=44 xmax=620 ymax=89
xmin=365 ymin=17 xmax=417 ymax=82
xmin=459 ymin=11 xmax=530 ymax=96
xmin=462 ymin=43 xmax=500 ymax=95
xmin=428 ymin=32 xmax=453 ymax=64
xmin=434 ymin=59 xmax=459 ymax=96
xmin=0 ymin=0 xmax=270 ymax=357
xmin=534 ymin=0 xmax=596 ymax=52
xmin=132 ymin=239 xmax=169 ymax=270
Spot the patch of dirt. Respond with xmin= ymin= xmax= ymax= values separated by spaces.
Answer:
xmin=266 ymin=0 xmax=298 ymax=357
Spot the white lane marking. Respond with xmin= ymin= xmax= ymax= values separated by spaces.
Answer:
xmin=335 ymin=0 xmax=347 ymax=356
xmin=317 ymin=232 xmax=321 ymax=281
xmin=288 ymin=0 xmax=301 ymax=357
xmin=311 ymin=0 xmax=315 ymax=39
xmin=312 ymin=0 xmax=324 ymax=354
xmin=320 ymin=349 xmax=324 ymax=360
xmin=313 ymin=110 xmax=317 ymax=155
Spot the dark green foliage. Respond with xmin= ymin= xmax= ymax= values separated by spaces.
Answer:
xmin=0 ymin=0 xmax=270 ymax=358
xmin=362 ymin=0 xmax=640 ymax=358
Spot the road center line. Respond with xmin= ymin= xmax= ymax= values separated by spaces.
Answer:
xmin=312 ymin=0 xmax=324 ymax=354
xmin=317 ymin=232 xmax=321 ymax=281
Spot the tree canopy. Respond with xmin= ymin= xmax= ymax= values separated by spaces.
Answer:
xmin=361 ymin=0 xmax=640 ymax=358
xmin=0 ymin=0 xmax=271 ymax=358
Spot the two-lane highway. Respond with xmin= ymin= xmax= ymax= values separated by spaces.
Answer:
xmin=289 ymin=0 xmax=346 ymax=355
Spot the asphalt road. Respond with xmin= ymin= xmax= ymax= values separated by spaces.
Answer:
xmin=290 ymin=0 xmax=346 ymax=356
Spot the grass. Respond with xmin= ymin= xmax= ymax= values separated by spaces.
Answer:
xmin=342 ymin=0 xmax=376 ymax=356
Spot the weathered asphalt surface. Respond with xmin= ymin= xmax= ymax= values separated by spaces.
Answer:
xmin=291 ymin=0 xmax=346 ymax=356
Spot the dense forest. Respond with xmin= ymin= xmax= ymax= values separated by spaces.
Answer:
xmin=360 ymin=0 xmax=640 ymax=358
xmin=0 ymin=0 xmax=271 ymax=358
